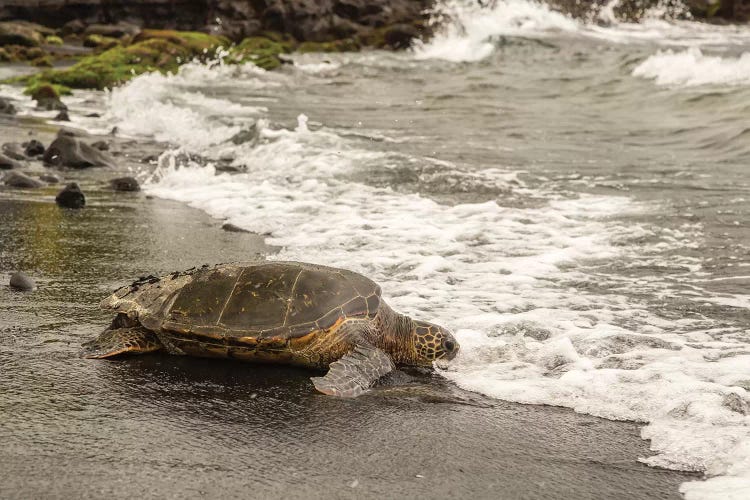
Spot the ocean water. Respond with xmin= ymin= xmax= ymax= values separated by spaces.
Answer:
xmin=4 ymin=1 xmax=750 ymax=498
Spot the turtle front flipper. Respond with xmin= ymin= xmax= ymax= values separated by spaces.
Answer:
xmin=311 ymin=344 xmax=395 ymax=397
xmin=80 ymin=327 xmax=163 ymax=358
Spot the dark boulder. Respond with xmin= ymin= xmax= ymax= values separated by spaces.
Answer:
xmin=2 ymin=142 xmax=26 ymax=160
xmin=383 ymin=23 xmax=420 ymax=49
xmin=9 ymin=271 xmax=36 ymax=291
xmin=0 ymin=152 xmax=22 ymax=170
xmin=109 ymin=176 xmax=140 ymax=192
xmin=43 ymin=136 xmax=115 ymax=168
xmin=23 ymin=139 xmax=45 ymax=157
xmin=3 ymin=171 xmax=44 ymax=188
xmin=55 ymin=182 xmax=86 ymax=208
xmin=0 ymin=96 xmax=16 ymax=115
xmin=0 ymin=21 xmax=45 ymax=47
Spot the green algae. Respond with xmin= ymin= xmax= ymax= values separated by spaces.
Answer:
xmin=226 ymin=36 xmax=292 ymax=70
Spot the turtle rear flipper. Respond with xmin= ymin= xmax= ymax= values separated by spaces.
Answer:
xmin=80 ymin=327 xmax=163 ymax=358
xmin=311 ymin=344 xmax=395 ymax=397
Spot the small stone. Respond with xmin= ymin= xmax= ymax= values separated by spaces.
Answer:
xmin=0 ymin=97 xmax=16 ymax=115
xmin=9 ymin=272 xmax=36 ymax=291
xmin=2 ymin=143 xmax=26 ymax=160
xmin=222 ymin=223 xmax=249 ymax=233
xmin=55 ymin=182 xmax=86 ymax=209
xmin=3 ymin=171 xmax=44 ymax=188
xmin=39 ymin=174 xmax=60 ymax=184
xmin=91 ymin=140 xmax=109 ymax=151
xmin=86 ymin=112 xmax=101 ymax=118
xmin=723 ymin=393 xmax=749 ymax=415
xmin=54 ymin=109 xmax=70 ymax=122
xmin=23 ymin=139 xmax=45 ymax=157
xmin=0 ymin=152 xmax=22 ymax=170
xmin=109 ymin=176 xmax=140 ymax=192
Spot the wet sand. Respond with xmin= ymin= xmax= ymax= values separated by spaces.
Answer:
xmin=0 ymin=117 xmax=699 ymax=499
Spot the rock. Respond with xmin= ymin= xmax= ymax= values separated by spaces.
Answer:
xmin=27 ymin=83 xmax=68 ymax=111
xmin=39 ymin=173 xmax=60 ymax=184
xmin=723 ymin=393 xmax=750 ymax=415
xmin=109 ymin=176 xmax=140 ymax=192
xmin=55 ymin=182 xmax=85 ymax=209
xmin=53 ymin=109 xmax=70 ymax=121
xmin=383 ymin=23 xmax=420 ymax=49
xmin=3 ymin=171 xmax=44 ymax=188
xmin=9 ymin=271 xmax=36 ymax=291
xmin=84 ymin=23 xmax=141 ymax=39
xmin=222 ymin=222 xmax=250 ymax=233
xmin=0 ymin=21 xmax=45 ymax=47
xmin=23 ymin=139 xmax=45 ymax=157
xmin=2 ymin=143 xmax=26 ymax=160
xmin=0 ymin=153 xmax=22 ymax=170
xmin=0 ymin=97 xmax=16 ymax=115
xmin=82 ymin=34 xmax=120 ymax=50
xmin=61 ymin=20 xmax=86 ymax=37
xmin=43 ymin=136 xmax=115 ymax=168
xmin=90 ymin=140 xmax=109 ymax=151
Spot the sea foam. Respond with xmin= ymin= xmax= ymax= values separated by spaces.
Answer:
xmin=633 ymin=47 xmax=750 ymax=86
xmin=413 ymin=0 xmax=750 ymax=63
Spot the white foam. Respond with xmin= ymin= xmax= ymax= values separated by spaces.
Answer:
xmin=413 ymin=0 xmax=579 ymax=62
xmin=633 ymin=47 xmax=750 ymax=86
xmin=104 ymin=61 xmax=276 ymax=149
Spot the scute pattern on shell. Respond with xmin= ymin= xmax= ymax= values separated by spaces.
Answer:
xmin=102 ymin=262 xmax=382 ymax=342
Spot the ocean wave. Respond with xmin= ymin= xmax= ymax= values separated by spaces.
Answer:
xmin=633 ymin=47 xmax=750 ymax=86
xmin=414 ymin=0 xmax=750 ymax=63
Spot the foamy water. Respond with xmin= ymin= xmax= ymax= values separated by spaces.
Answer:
xmin=4 ymin=2 xmax=750 ymax=497
xmin=633 ymin=47 xmax=750 ymax=86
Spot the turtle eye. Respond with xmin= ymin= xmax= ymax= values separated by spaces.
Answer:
xmin=443 ymin=339 xmax=456 ymax=352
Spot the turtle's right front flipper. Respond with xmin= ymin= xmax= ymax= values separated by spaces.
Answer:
xmin=80 ymin=327 xmax=163 ymax=358
xmin=311 ymin=344 xmax=395 ymax=397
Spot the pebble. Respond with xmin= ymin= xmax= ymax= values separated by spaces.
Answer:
xmin=9 ymin=272 xmax=36 ymax=291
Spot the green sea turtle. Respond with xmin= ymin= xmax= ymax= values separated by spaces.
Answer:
xmin=81 ymin=261 xmax=459 ymax=397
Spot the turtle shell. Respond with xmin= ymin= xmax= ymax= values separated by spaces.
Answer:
xmin=155 ymin=262 xmax=382 ymax=340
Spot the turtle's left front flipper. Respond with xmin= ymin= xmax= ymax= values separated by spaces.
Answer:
xmin=312 ymin=344 xmax=395 ymax=397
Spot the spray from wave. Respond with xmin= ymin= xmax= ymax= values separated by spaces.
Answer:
xmin=413 ymin=0 xmax=750 ymax=62
xmin=633 ymin=47 xmax=750 ymax=86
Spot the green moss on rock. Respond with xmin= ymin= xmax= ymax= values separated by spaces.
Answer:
xmin=227 ymin=36 xmax=292 ymax=70
xmin=21 ymin=30 xmax=228 ymax=91
xmin=296 ymin=38 xmax=361 ymax=53
xmin=24 ymin=82 xmax=72 ymax=102
xmin=30 ymin=55 xmax=53 ymax=67
xmin=83 ymin=34 xmax=120 ymax=51
xmin=45 ymin=35 xmax=64 ymax=46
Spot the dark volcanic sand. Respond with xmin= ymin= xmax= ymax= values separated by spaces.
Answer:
xmin=0 ymin=119 xmax=700 ymax=499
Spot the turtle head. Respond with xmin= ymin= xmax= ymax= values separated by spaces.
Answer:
xmin=410 ymin=320 xmax=459 ymax=365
